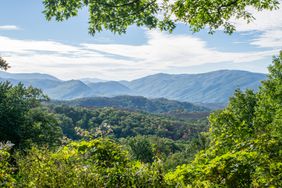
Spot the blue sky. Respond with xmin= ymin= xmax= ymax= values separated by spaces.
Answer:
xmin=0 ymin=0 xmax=281 ymax=80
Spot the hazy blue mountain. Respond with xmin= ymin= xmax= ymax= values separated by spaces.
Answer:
xmin=126 ymin=70 xmax=266 ymax=103
xmin=45 ymin=80 xmax=92 ymax=100
xmin=55 ymin=95 xmax=209 ymax=113
xmin=80 ymin=78 xmax=107 ymax=84
xmin=0 ymin=70 xmax=266 ymax=103
xmin=0 ymin=71 xmax=59 ymax=81
xmin=87 ymin=81 xmax=131 ymax=96
xmin=118 ymin=80 xmax=130 ymax=86
xmin=0 ymin=71 xmax=62 ymax=90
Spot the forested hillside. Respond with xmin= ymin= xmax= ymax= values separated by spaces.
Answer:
xmin=1 ymin=53 xmax=281 ymax=187
xmin=53 ymin=95 xmax=209 ymax=112
xmin=49 ymin=105 xmax=208 ymax=140
xmin=51 ymin=95 xmax=210 ymax=120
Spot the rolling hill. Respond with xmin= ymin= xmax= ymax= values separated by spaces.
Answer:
xmin=53 ymin=95 xmax=209 ymax=113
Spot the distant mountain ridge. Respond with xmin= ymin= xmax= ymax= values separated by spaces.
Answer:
xmin=53 ymin=95 xmax=209 ymax=113
xmin=126 ymin=70 xmax=266 ymax=103
xmin=80 ymin=78 xmax=107 ymax=84
xmin=0 ymin=70 xmax=267 ymax=104
xmin=0 ymin=71 xmax=60 ymax=81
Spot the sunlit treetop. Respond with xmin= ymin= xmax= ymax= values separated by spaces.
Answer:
xmin=43 ymin=0 xmax=280 ymax=35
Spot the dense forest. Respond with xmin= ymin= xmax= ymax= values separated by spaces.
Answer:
xmin=50 ymin=95 xmax=210 ymax=120
xmin=52 ymin=95 xmax=209 ymax=113
xmin=49 ymin=105 xmax=208 ymax=140
xmin=0 ymin=52 xmax=281 ymax=187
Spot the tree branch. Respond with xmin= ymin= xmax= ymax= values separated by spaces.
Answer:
xmin=99 ymin=0 xmax=141 ymax=8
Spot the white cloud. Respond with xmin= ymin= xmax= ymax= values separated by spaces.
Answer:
xmin=0 ymin=25 xmax=20 ymax=30
xmin=231 ymin=2 xmax=282 ymax=49
xmin=251 ymin=30 xmax=282 ymax=48
xmin=0 ymin=36 xmax=82 ymax=54
xmin=1 ymin=30 xmax=278 ymax=81
xmin=82 ymin=30 xmax=277 ymax=67
xmin=233 ymin=6 xmax=282 ymax=32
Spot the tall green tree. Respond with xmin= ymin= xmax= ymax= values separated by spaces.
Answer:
xmin=165 ymin=52 xmax=282 ymax=187
xmin=20 ymin=107 xmax=63 ymax=148
xmin=0 ymin=82 xmax=63 ymax=149
xmin=43 ymin=0 xmax=280 ymax=35
xmin=128 ymin=136 xmax=155 ymax=163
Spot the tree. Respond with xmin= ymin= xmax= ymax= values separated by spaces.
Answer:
xmin=165 ymin=52 xmax=282 ymax=187
xmin=0 ymin=142 xmax=15 ymax=187
xmin=43 ymin=0 xmax=280 ymax=35
xmin=0 ymin=57 xmax=9 ymax=71
xmin=20 ymin=107 xmax=63 ymax=148
xmin=128 ymin=136 xmax=155 ymax=163
xmin=0 ymin=82 xmax=63 ymax=149
xmin=16 ymin=138 xmax=168 ymax=187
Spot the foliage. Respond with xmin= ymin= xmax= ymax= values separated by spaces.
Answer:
xmin=163 ymin=132 xmax=210 ymax=170
xmin=50 ymin=105 xmax=209 ymax=141
xmin=0 ymin=82 xmax=63 ymax=149
xmin=42 ymin=0 xmax=280 ymax=35
xmin=172 ymin=0 xmax=279 ymax=34
xmin=0 ymin=81 xmax=206 ymax=186
xmin=119 ymin=134 xmax=209 ymax=171
xmin=16 ymin=138 xmax=168 ymax=187
xmin=0 ymin=142 xmax=15 ymax=187
xmin=127 ymin=136 xmax=155 ymax=163
xmin=0 ymin=57 xmax=10 ymax=71
xmin=56 ymin=95 xmax=209 ymax=114
xmin=165 ymin=52 xmax=282 ymax=187
xmin=21 ymin=107 xmax=64 ymax=149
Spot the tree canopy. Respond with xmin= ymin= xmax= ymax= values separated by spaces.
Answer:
xmin=0 ymin=82 xmax=63 ymax=149
xmin=165 ymin=52 xmax=282 ymax=187
xmin=49 ymin=105 xmax=208 ymax=141
xmin=43 ymin=0 xmax=280 ymax=35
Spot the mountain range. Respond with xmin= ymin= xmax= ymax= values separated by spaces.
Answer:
xmin=0 ymin=70 xmax=267 ymax=104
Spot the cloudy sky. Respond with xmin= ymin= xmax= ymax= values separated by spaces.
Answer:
xmin=0 ymin=0 xmax=281 ymax=80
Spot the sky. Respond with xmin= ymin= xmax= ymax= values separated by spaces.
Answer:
xmin=0 ymin=0 xmax=281 ymax=81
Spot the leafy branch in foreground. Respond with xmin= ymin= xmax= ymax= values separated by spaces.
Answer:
xmin=0 ymin=57 xmax=10 ymax=71
xmin=43 ymin=0 xmax=280 ymax=35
